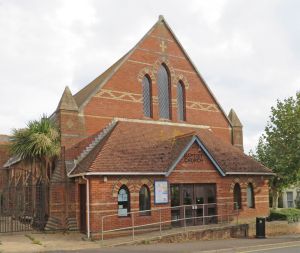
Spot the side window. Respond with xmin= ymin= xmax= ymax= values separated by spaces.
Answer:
xmin=139 ymin=185 xmax=151 ymax=215
xmin=157 ymin=64 xmax=171 ymax=119
xmin=118 ymin=185 xmax=130 ymax=217
xmin=247 ymin=183 xmax=255 ymax=208
xmin=233 ymin=183 xmax=242 ymax=209
xmin=177 ymin=81 xmax=185 ymax=121
xmin=142 ymin=75 xmax=152 ymax=117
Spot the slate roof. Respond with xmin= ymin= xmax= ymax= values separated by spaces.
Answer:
xmin=69 ymin=120 xmax=273 ymax=177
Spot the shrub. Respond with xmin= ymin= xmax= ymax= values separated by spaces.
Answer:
xmin=269 ymin=208 xmax=300 ymax=223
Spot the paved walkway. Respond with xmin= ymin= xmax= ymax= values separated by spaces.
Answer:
xmin=0 ymin=232 xmax=100 ymax=253
xmin=1 ymin=232 xmax=300 ymax=253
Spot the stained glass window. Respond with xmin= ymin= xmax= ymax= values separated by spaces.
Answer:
xmin=118 ymin=185 xmax=130 ymax=217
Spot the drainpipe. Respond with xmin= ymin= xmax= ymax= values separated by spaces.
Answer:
xmin=82 ymin=175 xmax=90 ymax=238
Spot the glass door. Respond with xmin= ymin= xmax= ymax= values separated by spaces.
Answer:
xmin=170 ymin=184 xmax=181 ymax=226
xmin=194 ymin=185 xmax=205 ymax=225
xmin=182 ymin=184 xmax=194 ymax=226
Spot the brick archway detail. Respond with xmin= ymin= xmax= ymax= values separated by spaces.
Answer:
xmin=137 ymin=67 xmax=156 ymax=84
xmin=135 ymin=178 xmax=154 ymax=193
xmin=247 ymin=178 xmax=258 ymax=193
xmin=152 ymin=58 xmax=176 ymax=86
xmin=230 ymin=178 xmax=241 ymax=193
xmin=173 ymin=73 xmax=190 ymax=89
xmin=112 ymin=178 xmax=135 ymax=197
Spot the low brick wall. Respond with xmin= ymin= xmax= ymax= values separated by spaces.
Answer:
xmin=128 ymin=224 xmax=249 ymax=245
xmin=157 ymin=224 xmax=248 ymax=243
xmin=248 ymin=221 xmax=300 ymax=237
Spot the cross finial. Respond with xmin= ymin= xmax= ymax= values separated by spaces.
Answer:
xmin=160 ymin=40 xmax=167 ymax=52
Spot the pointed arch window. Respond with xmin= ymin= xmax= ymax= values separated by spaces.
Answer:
xmin=142 ymin=75 xmax=152 ymax=117
xmin=233 ymin=183 xmax=242 ymax=209
xmin=157 ymin=64 xmax=171 ymax=119
xmin=177 ymin=81 xmax=186 ymax=121
xmin=118 ymin=185 xmax=130 ymax=217
xmin=139 ymin=185 xmax=151 ymax=215
xmin=247 ymin=183 xmax=255 ymax=208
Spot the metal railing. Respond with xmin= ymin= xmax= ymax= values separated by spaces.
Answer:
xmin=101 ymin=202 xmax=238 ymax=242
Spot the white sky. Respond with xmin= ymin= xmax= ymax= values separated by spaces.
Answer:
xmin=0 ymin=0 xmax=299 ymax=153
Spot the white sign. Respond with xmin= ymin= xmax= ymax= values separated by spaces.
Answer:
xmin=154 ymin=181 xmax=169 ymax=204
xmin=118 ymin=208 xmax=128 ymax=217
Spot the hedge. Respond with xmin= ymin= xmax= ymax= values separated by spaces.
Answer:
xmin=269 ymin=208 xmax=300 ymax=223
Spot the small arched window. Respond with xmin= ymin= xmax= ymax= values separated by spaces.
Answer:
xmin=233 ymin=183 xmax=242 ymax=209
xmin=247 ymin=183 xmax=255 ymax=208
xmin=142 ymin=75 xmax=152 ymax=117
xmin=118 ymin=185 xmax=130 ymax=217
xmin=139 ymin=185 xmax=151 ymax=215
xmin=157 ymin=64 xmax=171 ymax=119
xmin=177 ymin=81 xmax=185 ymax=121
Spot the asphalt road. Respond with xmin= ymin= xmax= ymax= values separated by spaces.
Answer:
xmin=46 ymin=235 xmax=300 ymax=253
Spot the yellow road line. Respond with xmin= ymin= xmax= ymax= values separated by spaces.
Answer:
xmin=239 ymin=242 xmax=300 ymax=253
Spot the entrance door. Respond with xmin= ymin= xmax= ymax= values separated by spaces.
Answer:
xmin=79 ymin=184 xmax=87 ymax=233
xmin=171 ymin=184 xmax=216 ymax=227
xmin=182 ymin=185 xmax=194 ymax=226
xmin=194 ymin=185 xmax=205 ymax=225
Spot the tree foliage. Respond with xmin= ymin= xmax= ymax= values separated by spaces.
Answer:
xmin=10 ymin=115 xmax=60 ymax=180
xmin=253 ymin=92 xmax=300 ymax=207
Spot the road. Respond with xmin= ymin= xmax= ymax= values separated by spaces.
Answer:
xmin=46 ymin=235 xmax=300 ymax=253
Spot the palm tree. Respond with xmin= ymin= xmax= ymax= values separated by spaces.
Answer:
xmin=10 ymin=115 xmax=60 ymax=181
xmin=10 ymin=115 xmax=60 ymax=228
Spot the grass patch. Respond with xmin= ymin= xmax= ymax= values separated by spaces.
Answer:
xmin=25 ymin=234 xmax=43 ymax=246
xmin=269 ymin=208 xmax=300 ymax=223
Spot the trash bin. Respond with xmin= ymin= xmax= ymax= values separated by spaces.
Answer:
xmin=256 ymin=217 xmax=266 ymax=238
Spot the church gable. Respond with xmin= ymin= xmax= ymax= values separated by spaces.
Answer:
xmin=166 ymin=137 xmax=225 ymax=178
xmin=74 ymin=16 xmax=232 ymax=141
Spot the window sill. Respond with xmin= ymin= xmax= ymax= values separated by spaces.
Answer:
xmin=139 ymin=212 xmax=151 ymax=217
xmin=117 ymin=214 xmax=131 ymax=218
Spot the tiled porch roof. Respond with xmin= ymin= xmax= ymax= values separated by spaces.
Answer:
xmin=68 ymin=119 xmax=273 ymax=177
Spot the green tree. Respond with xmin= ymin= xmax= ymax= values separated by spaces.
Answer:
xmin=253 ymin=92 xmax=300 ymax=208
xmin=10 ymin=115 xmax=60 ymax=181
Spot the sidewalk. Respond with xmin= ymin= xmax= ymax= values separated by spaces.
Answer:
xmin=1 ymin=227 xmax=300 ymax=253
xmin=0 ymin=232 xmax=99 ymax=253
xmin=1 ymin=232 xmax=300 ymax=253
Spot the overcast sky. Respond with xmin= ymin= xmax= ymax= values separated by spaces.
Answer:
xmin=0 ymin=0 xmax=299 ymax=153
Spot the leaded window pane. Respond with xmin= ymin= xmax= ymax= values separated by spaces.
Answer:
xmin=118 ymin=185 xmax=130 ymax=217
xmin=142 ymin=76 xmax=152 ymax=117
xmin=177 ymin=82 xmax=185 ymax=121
xmin=157 ymin=65 xmax=170 ymax=119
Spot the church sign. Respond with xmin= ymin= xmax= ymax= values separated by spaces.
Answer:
xmin=154 ymin=180 xmax=169 ymax=204
xmin=183 ymin=152 xmax=204 ymax=163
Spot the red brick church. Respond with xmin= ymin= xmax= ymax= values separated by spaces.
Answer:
xmin=1 ymin=16 xmax=273 ymax=237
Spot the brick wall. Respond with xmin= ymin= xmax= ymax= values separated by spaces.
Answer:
xmin=73 ymin=144 xmax=269 ymax=236
xmin=50 ymin=19 xmax=268 ymax=235
xmin=57 ymin=19 xmax=233 ymax=159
